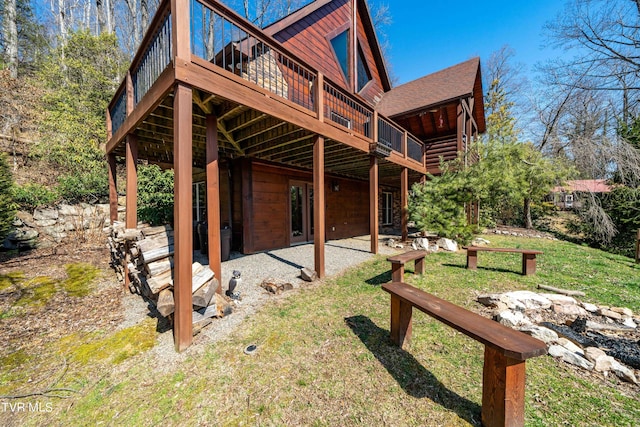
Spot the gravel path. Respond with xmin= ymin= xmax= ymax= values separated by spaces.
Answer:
xmin=141 ymin=234 xmax=399 ymax=366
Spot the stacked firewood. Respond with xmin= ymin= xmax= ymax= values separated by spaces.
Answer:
xmin=107 ymin=222 xmax=231 ymax=332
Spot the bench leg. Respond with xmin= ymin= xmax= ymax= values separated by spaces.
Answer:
xmin=482 ymin=346 xmax=526 ymax=427
xmin=391 ymin=263 xmax=404 ymax=282
xmin=522 ymin=254 xmax=536 ymax=276
xmin=414 ymin=257 xmax=425 ymax=275
xmin=390 ymin=294 xmax=412 ymax=349
xmin=467 ymin=250 xmax=478 ymax=270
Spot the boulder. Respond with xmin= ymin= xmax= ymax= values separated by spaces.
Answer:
xmin=622 ymin=317 xmax=637 ymax=329
xmin=552 ymin=303 xmax=588 ymax=317
xmin=611 ymin=360 xmax=638 ymax=384
xmin=436 ymin=238 xmax=458 ymax=252
xmin=58 ymin=204 xmax=83 ymax=216
xmin=518 ymin=325 xmax=558 ymax=344
xmin=503 ymin=291 xmax=552 ymax=310
xmin=11 ymin=229 xmax=39 ymax=242
xmin=471 ymin=237 xmax=490 ymax=246
xmin=548 ymin=345 xmax=594 ymax=370
xmin=581 ymin=302 xmax=599 ymax=313
xmin=477 ymin=293 xmax=509 ymax=308
xmin=610 ymin=307 xmax=633 ymax=317
xmin=411 ymin=237 xmax=429 ymax=251
xmin=599 ymin=308 xmax=623 ymax=321
xmin=541 ymin=294 xmax=578 ymax=305
xmin=33 ymin=208 xmax=58 ymax=221
xmin=584 ymin=347 xmax=615 ymax=373
xmin=496 ymin=310 xmax=531 ymax=328
xmin=557 ymin=338 xmax=584 ymax=356
xmin=35 ymin=219 xmax=57 ymax=227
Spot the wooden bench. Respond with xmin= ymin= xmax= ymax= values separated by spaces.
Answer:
xmin=382 ymin=282 xmax=547 ymax=427
xmin=387 ymin=250 xmax=428 ymax=282
xmin=464 ymin=246 xmax=543 ymax=276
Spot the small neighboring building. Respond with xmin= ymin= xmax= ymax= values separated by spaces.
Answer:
xmin=550 ymin=179 xmax=612 ymax=209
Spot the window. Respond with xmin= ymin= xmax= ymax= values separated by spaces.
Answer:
xmin=357 ymin=44 xmax=371 ymax=92
xmin=382 ymin=192 xmax=393 ymax=225
xmin=330 ymin=30 xmax=349 ymax=83
xmin=193 ymin=182 xmax=206 ymax=222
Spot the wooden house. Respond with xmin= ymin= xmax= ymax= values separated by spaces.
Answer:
xmin=105 ymin=0 xmax=485 ymax=350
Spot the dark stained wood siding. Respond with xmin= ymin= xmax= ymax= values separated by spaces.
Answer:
xmin=355 ymin=7 xmax=385 ymax=105
xmin=425 ymin=136 xmax=458 ymax=172
xmin=272 ymin=0 xmax=351 ymax=91
xmin=242 ymin=160 xmax=370 ymax=253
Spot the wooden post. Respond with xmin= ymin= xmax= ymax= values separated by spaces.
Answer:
xmin=316 ymin=72 xmax=324 ymax=122
xmin=482 ymin=346 xmax=526 ymax=427
xmin=206 ymin=114 xmax=222 ymax=291
xmin=636 ymin=229 xmax=640 ymax=264
xmin=108 ymin=154 xmax=118 ymax=223
xmin=126 ymin=71 xmax=134 ymax=114
xmin=457 ymin=102 xmax=464 ymax=153
xmin=390 ymin=293 xmax=412 ymax=349
xmin=401 ymin=167 xmax=408 ymax=242
xmin=125 ymin=135 xmax=138 ymax=228
xmin=171 ymin=0 xmax=191 ymax=61
xmin=369 ymin=156 xmax=378 ymax=254
xmin=313 ymin=135 xmax=326 ymax=278
xmin=124 ymin=134 xmax=138 ymax=292
xmin=466 ymin=249 xmax=478 ymax=270
xmin=522 ymin=253 xmax=537 ymax=276
xmin=173 ymin=83 xmax=193 ymax=351
xmin=403 ymin=131 xmax=408 ymax=158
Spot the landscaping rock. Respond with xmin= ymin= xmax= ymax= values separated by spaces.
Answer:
xmin=471 ymin=237 xmax=490 ymax=246
xmin=552 ymin=303 xmax=588 ymax=317
xmin=584 ymin=347 xmax=615 ymax=373
xmin=411 ymin=237 xmax=429 ymax=251
xmin=33 ymin=208 xmax=58 ymax=221
xmin=436 ymin=238 xmax=458 ymax=252
xmin=12 ymin=229 xmax=38 ymax=241
xmin=518 ymin=324 xmax=558 ymax=344
xmin=477 ymin=293 xmax=510 ymax=308
xmin=611 ymin=307 xmax=633 ymax=317
xmin=35 ymin=219 xmax=57 ymax=227
xmin=558 ymin=338 xmax=584 ymax=356
xmin=581 ymin=302 xmax=599 ymax=313
xmin=58 ymin=204 xmax=83 ymax=216
xmin=622 ymin=317 xmax=637 ymax=329
xmin=548 ymin=345 xmax=594 ymax=370
xmin=496 ymin=310 xmax=530 ymax=328
xmin=611 ymin=360 xmax=638 ymax=384
xmin=300 ymin=267 xmax=317 ymax=282
xmin=503 ymin=291 xmax=552 ymax=310
xmin=599 ymin=308 xmax=623 ymax=321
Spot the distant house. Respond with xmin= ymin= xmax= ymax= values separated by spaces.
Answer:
xmin=550 ymin=180 xmax=612 ymax=209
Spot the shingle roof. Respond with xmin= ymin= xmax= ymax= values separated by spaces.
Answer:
xmin=377 ymin=57 xmax=481 ymax=117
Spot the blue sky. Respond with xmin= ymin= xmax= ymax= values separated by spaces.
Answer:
xmin=383 ymin=1 xmax=567 ymax=85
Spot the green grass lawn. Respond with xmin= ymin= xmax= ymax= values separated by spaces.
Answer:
xmin=3 ymin=235 xmax=640 ymax=426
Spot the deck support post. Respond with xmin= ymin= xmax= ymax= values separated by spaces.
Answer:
xmin=482 ymin=346 xmax=526 ymax=427
xmin=313 ymin=135 xmax=325 ymax=278
xmin=206 ymin=114 xmax=222 ymax=291
xmin=401 ymin=167 xmax=408 ymax=242
xmin=108 ymin=153 xmax=118 ymax=223
xmin=369 ymin=156 xmax=378 ymax=254
xmin=124 ymin=134 xmax=138 ymax=292
xmin=173 ymin=83 xmax=193 ymax=351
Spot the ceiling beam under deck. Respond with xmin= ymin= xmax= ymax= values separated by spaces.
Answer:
xmin=226 ymin=109 xmax=268 ymax=134
xmin=216 ymin=119 xmax=245 ymax=156
xmin=243 ymin=123 xmax=301 ymax=152
xmin=296 ymin=145 xmax=358 ymax=168
xmin=251 ymin=131 xmax=313 ymax=157
xmin=234 ymin=117 xmax=286 ymax=144
xmin=266 ymin=139 xmax=314 ymax=163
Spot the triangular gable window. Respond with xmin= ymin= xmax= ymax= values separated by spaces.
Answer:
xmin=357 ymin=43 xmax=372 ymax=92
xmin=330 ymin=30 xmax=349 ymax=83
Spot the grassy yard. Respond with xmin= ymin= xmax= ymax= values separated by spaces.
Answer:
xmin=2 ymin=235 xmax=640 ymax=426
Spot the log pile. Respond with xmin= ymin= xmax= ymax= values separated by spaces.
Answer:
xmin=107 ymin=222 xmax=231 ymax=333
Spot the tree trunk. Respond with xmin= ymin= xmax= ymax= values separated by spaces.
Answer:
xmin=524 ymin=197 xmax=533 ymax=229
xmin=125 ymin=0 xmax=141 ymax=48
xmin=96 ymin=0 xmax=107 ymax=34
xmin=141 ymin=0 xmax=149 ymax=34
xmin=4 ymin=0 xmax=18 ymax=78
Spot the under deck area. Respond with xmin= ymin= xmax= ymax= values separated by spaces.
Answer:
xmin=105 ymin=0 xmax=475 ymax=350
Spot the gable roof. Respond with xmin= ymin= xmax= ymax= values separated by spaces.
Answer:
xmin=376 ymin=57 xmax=484 ymax=129
xmin=263 ymin=0 xmax=391 ymax=91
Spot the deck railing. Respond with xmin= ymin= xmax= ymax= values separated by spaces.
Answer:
xmin=407 ymin=135 xmax=423 ymax=163
xmin=323 ymin=80 xmax=373 ymax=138
xmin=132 ymin=10 xmax=172 ymax=105
xmin=109 ymin=85 xmax=127 ymax=134
xmin=378 ymin=116 xmax=404 ymax=154
xmin=191 ymin=0 xmax=316 ymax=111
xmin=109 ymin=0 xmax=426 ymax=166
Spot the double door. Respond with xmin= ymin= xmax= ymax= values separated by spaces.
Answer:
xmin=290 ymin=181 xmax=314 ymax=244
